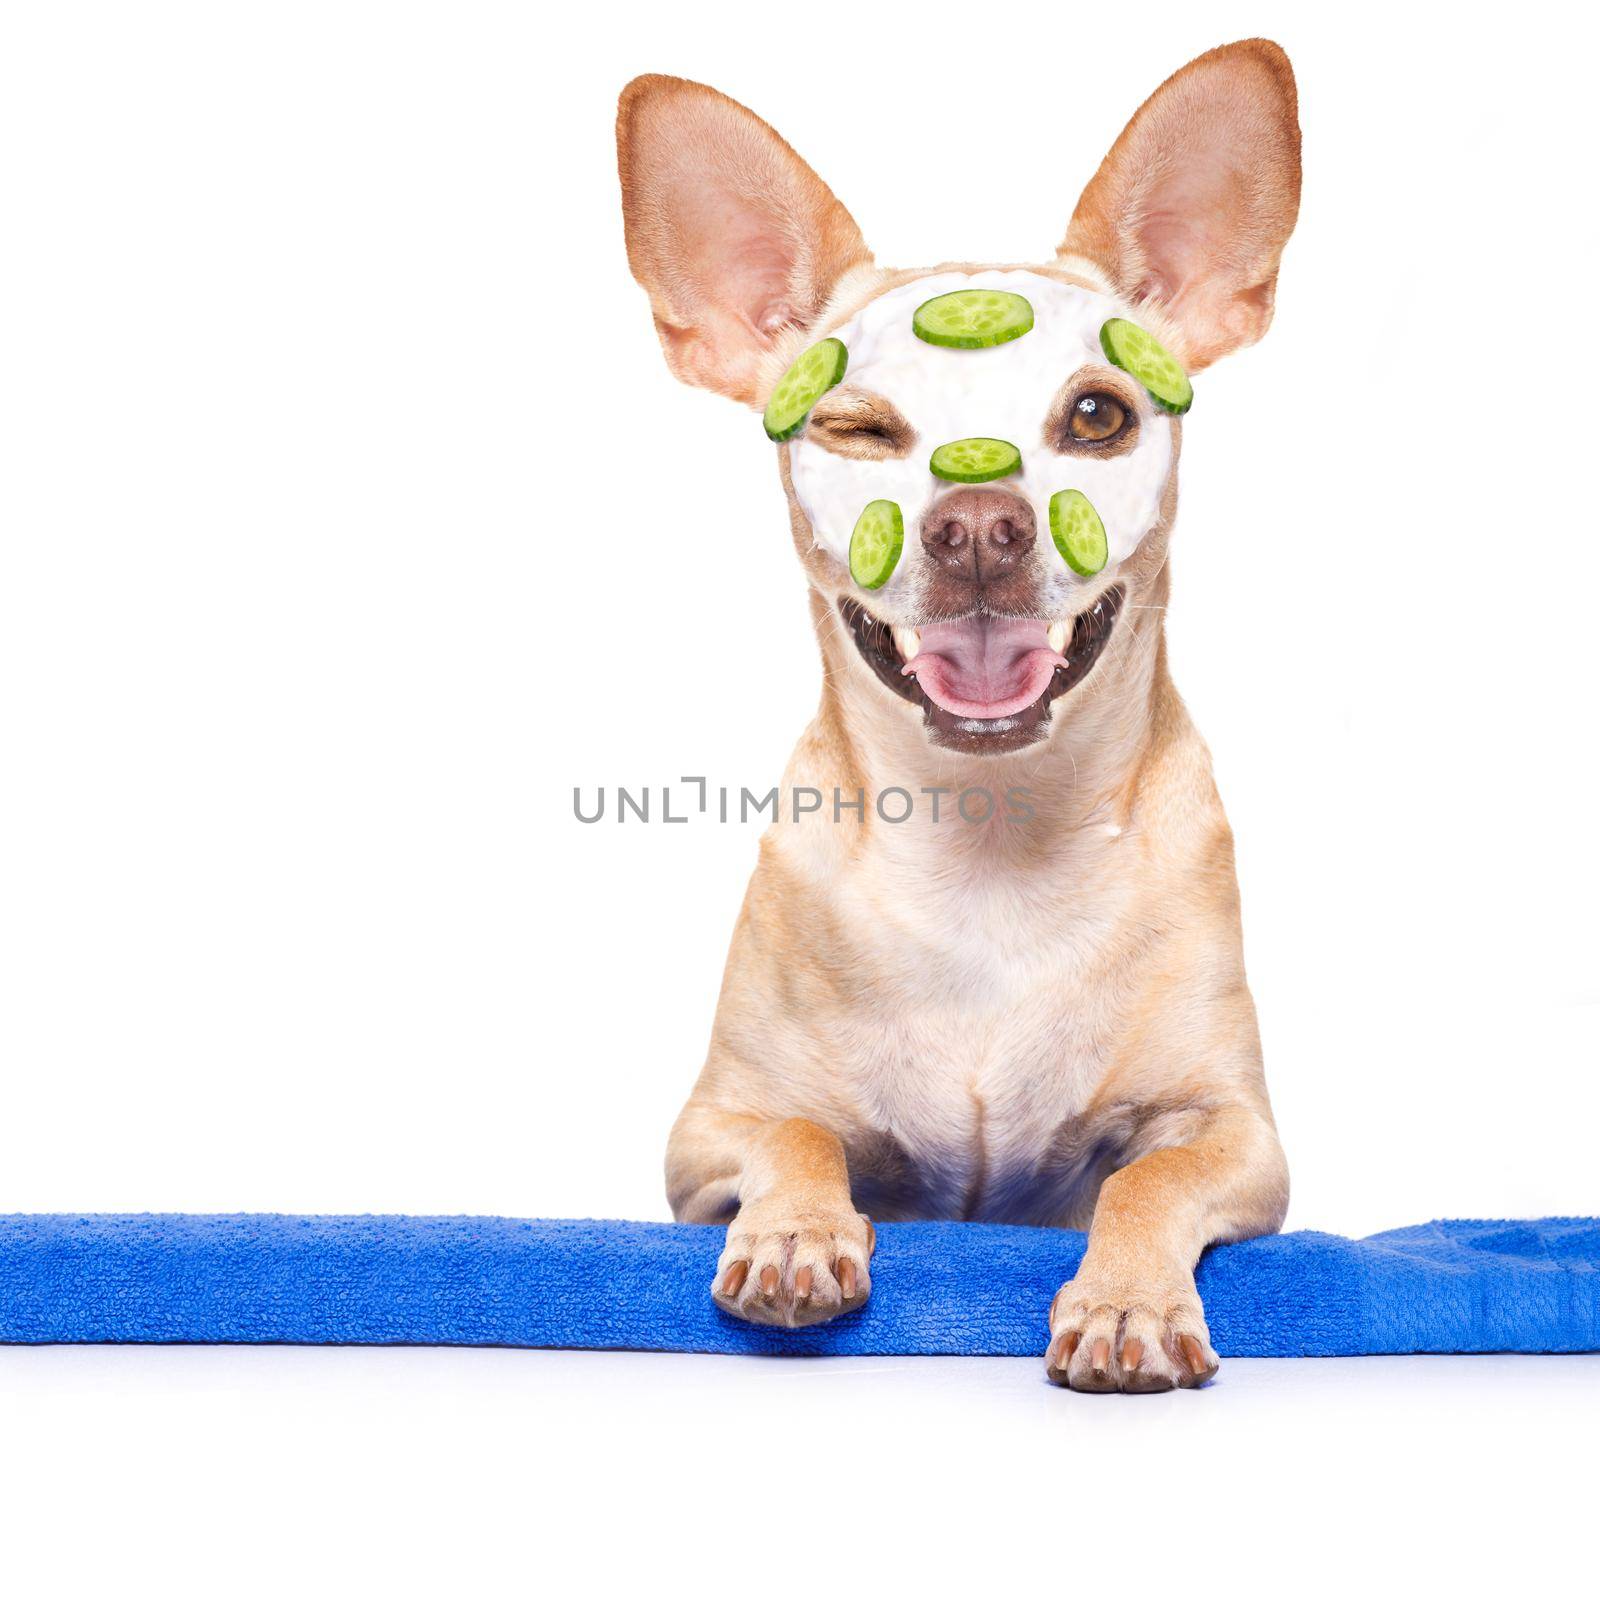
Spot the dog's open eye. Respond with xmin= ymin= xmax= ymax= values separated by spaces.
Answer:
xmin=1066 ymin=392 xmax=1129 ymax=444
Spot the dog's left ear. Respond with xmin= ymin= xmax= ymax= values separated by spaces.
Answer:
xmin=617 ymin=75 xmax=871 ymax=406
xmin=1060 ymin=39 xmax=1301 ymax=371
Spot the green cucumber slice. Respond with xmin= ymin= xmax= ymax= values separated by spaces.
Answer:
xmin=848 ymin=499 xmax=904 ymax=590
xmin=929 ymin=437 xmax=1022 ymax=483
xmin=1049 ymin=489 xmax=1108 ymax=577
xmin=913 ymin=288 xmax=1034 ymax=349
xmin=1098 ymin=318 xmax=1192 ymax=414
xmin=762 ymin=338 xmax=849 ymax=441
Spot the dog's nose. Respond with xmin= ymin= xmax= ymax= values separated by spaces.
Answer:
xmin=921 ymin=488 xmax=1037 ymax=584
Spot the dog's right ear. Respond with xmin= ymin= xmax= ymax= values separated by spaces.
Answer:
xmin=616 ymin=76 xmax=871 ymax=407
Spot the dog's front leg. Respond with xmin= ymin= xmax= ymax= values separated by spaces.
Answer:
xmin=668 ymin=1105 xmax=875 ymax=1328
xmin=1046 ymin=1105 xmax=1287 ymax=1392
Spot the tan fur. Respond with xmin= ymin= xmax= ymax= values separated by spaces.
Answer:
xmin=616 ymin=42 xmax=1302 ymax=1390
xmin=616 ymin=75 xmax=871 ymax=404
xmin=1060 ymin=39 xmax=1302 ymax=370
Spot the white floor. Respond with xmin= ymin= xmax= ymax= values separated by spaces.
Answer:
xmin=3 ymin=1346 xmax=1593 ymax=1596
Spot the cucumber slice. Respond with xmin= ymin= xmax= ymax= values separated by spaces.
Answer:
xmin=762 ymin=338 xmax=849 ymax=441
xmin=929 ymin=437 xmax=1022 ymax=483
xmin=1049 ymin=489 xmax=1108 ymax=576
xmin=1098 ymin=318 xmax=1193 ymax=414
xmin=913 ymin=288 xmax=1035 ymax=349
xmin=848 ymin=499 xmax=904 ymax=590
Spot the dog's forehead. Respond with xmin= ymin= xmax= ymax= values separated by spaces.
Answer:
xmin=835 ymin=269 xmax=1112 ymax=417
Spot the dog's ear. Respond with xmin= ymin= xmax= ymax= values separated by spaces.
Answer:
xmin=616 ymin=75 xmax=871 ymax=406
xmin=1059 ymin=39 xmax=1301 ymax=372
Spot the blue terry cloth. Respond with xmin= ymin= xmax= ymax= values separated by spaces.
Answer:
xmin=0 ymin=1215 xmax=1595 ymax=1355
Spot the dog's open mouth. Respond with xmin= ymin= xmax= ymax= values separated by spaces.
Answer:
xmin=839 ymin=589 xmax=1123 ymax=753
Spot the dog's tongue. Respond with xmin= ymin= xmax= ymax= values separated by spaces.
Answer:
xmin=903 ymin=616 xmax=1065 ymax=719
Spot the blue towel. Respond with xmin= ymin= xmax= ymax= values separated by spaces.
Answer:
xmin=0 ymin=1214 xmax=1595 ymax=1355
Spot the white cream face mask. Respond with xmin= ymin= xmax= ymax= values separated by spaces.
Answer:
xmin=775 ymin=269 xmax=1189 ymax=601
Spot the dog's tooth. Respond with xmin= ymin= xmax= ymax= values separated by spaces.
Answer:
xmin=892 ymin=626 xmax=920 ymax=662
xmin=1047 ymin=621 xmax=1068 ymax=654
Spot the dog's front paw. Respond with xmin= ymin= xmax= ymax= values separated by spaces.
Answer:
xmin=712 ymin=1204 xmax=875 ymax=1328
xmin=1044 ymin=1276 xmax=1218 ymax=1393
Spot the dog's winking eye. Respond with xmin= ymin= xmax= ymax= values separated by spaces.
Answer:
xmin=1066 ymin=393 xmax=1129 ymax=443
xmin=807 ymin=396 xmax=914 ymax=460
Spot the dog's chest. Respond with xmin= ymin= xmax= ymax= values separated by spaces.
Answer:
xmin=844 ymin=1015 xmax=1099 ymax=1225
xmin=832 ymin=867 xmax=1128 ymax=1225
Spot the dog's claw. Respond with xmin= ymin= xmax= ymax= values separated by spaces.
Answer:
xmin=758 ymin=1264 xmax=780 ymax=1299
xmin=836 ymin=1257 xmax=858 ymax=1299
xmin=1178 ymin=1333 xmax=1209 ymax=1377
xmin=1090 ymin=1337 xmax=1111 ymax=1374
xmin=794 ymin=1266 xmax=814 ymax=1302
xmin=1120 ymin=1338 xmax=1143 ymax=1372
xmin=1045 ymin=1330 xmax=1079 ymax=1379
xmin=720 ymin=1260 xmax=749 ymax=1298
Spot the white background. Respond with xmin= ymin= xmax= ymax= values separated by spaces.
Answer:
xmin=1 ymin=2 xmax=1595 ymax=1595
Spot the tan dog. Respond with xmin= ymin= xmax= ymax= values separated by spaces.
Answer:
xmin=616 ymin=39 xmax=1301 ymax=1391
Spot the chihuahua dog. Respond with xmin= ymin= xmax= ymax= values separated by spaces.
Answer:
xmin=615 ymin=39 xmax=1301 ymax=1390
